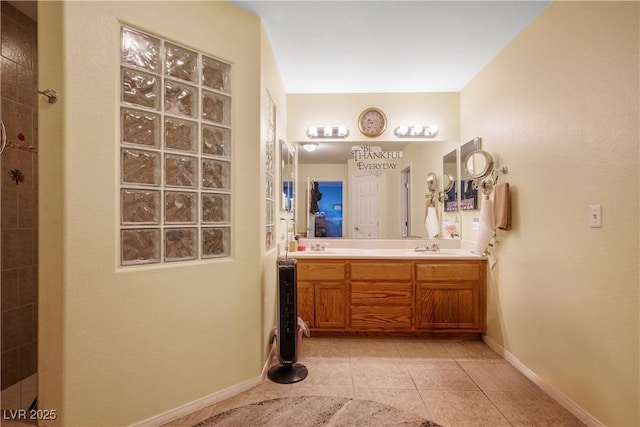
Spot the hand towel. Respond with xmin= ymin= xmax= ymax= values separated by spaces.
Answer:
xmin=493 ymin=182 xmax=511 ymax=230
xmin=425 ymin=206 xmax=440 ymax=238
xmin=475 ymin=196 xmax=495 ymax=254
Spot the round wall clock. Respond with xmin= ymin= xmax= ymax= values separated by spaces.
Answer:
xmin=357 ymin=107 xmax=387 ymax=138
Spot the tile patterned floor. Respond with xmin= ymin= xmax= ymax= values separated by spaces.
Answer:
xmin=164 ymin=337 xmax=585 ymax=427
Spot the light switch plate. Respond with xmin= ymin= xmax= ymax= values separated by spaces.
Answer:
xmin=590 ymin=205 xmax=602 ymax=227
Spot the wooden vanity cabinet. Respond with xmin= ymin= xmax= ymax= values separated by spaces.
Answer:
xmin=295 ymin=258 xmax=486 ymax=336
xmin=296 ymin=261 xmax=348 ymax=329
xmin=415 ymin=261 xmax=486 ymax=332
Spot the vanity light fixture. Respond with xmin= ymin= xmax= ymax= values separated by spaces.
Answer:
xmin=301 ymin=142 xmax=319 ymax=152
xmin=394 ymin=124 xmax=439 ymax=138
xmin=306 ymin=125 xmax=349 ymax=139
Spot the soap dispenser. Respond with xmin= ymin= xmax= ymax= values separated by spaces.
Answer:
xmin=288 ymin=233 xmax=297 ymax=252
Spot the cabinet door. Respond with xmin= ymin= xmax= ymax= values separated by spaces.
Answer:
xmin=416 ymin=283 xmax=480 ymax=330
xmin=315 ymin=282 xmax=347 ymax=328
xmin=297 ymin=281 xmax=314 ymax=328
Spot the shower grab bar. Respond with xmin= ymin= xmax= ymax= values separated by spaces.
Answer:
xmin=0 ymin=119 xmax=6 ymax=156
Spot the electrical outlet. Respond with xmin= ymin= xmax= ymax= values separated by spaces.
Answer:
xmin=590 ymin=205 xmax=602 ymax=228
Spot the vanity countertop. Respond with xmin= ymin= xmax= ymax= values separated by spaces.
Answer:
xmin=286 ymin=247 xmax=484 ymax=260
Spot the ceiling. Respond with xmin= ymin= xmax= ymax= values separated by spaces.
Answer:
xmin=232 ymin=1 xmax=549 ymax=163
xmin=232 ymin=1 xmax=549 ymax=94
xmin=9 ymin=1 xmax=548 ymax=92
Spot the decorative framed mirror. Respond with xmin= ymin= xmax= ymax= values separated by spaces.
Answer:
xmin=442 ymin=149 xmax=458 ymax=212
xmin=426 ymin=172 xmax=438 ymax=193
xmin=464 ymin=150 xmax=494 ymax=180
xmin=460 ymin=137 xmax=481 ymax=210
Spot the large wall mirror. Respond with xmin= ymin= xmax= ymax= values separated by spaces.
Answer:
xmin=297 ymin=139 xmax=460 ymax=240
xmin=280 ymin=139 xmax=295 ymax=214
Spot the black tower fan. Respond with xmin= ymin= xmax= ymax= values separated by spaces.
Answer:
xmin=267 ymin=258 xmax=308 ymax=383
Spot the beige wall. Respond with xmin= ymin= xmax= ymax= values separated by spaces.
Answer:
xmin=460 ymin=2 xmax=639 ymax=426
xmin=260 ymin=24 xmax=288 ymax=360
xmin=288 ymin=92 xmax=459 ymax=143
xmin=38 ymin=1 xmax=64 ymax=420
xmin=39 ymin=2 xmax=263 ymax=425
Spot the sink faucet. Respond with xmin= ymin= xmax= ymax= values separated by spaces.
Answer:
xmin=310 ymin=242 xmax=326 ymax=251
xmin=425 ymin=241 xmax=440 ymax=252
xmin=414 ymin=241 xmax=440 ymax=252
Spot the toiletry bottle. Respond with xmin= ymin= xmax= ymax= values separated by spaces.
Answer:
xmin=288 ymin=234 xmax=297 ymax=252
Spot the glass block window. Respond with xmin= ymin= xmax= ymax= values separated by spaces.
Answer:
xmin=119 ymin=26 xmax=232 ymax=266
xmin=265 ymin=93 xmax=276 ymax=251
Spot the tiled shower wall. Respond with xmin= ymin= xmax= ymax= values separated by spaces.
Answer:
xmin=0 ymin=1 xmax=38 ymax=390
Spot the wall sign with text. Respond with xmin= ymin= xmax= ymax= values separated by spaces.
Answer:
xmin=351 ymin=144 xmax=403 ymax=175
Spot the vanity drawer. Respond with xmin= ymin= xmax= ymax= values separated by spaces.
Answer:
xmin=351 ymin=306 xmax=412 ymax=329
xmin=351 ymin=262 xmax=412 ymax=281
xmin=297 ymin=261 xmax=347 ymax=281
xmin=415 ymin=262 xmax=481 ymax=281
xmin=351 ymin=282 xmax=412 ymax=305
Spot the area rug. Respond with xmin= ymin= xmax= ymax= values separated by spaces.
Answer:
xmin=193 ymin=396 xmax=442 ymax=426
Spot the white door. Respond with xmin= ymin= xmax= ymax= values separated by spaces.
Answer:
xmin=352 ymin=174 xmax=379 ymax=238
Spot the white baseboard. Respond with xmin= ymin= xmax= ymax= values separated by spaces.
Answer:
xmin=131 ymin=346 xmax=275 ymax=427
xmin=482 ymin=335 xmax=604 ymax=427
xmin=262 ymin=343 xmax=276 ymax=378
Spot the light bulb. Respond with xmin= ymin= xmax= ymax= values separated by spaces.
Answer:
xmin=323 ymin=126 xmax=333 ymax=137
xmin=307 ymin=126 xmax=318 ymax=137
xmin=302 ymin=143 xmax=318 ymax=152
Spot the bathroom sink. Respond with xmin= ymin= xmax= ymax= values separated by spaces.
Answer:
xmin=413 ymin=249 xmax=459 ymax=255
xmin=290 ymin=248 xmax=482 ymax=259
xmin=407 ymin=248 xmax=481 ymax=257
